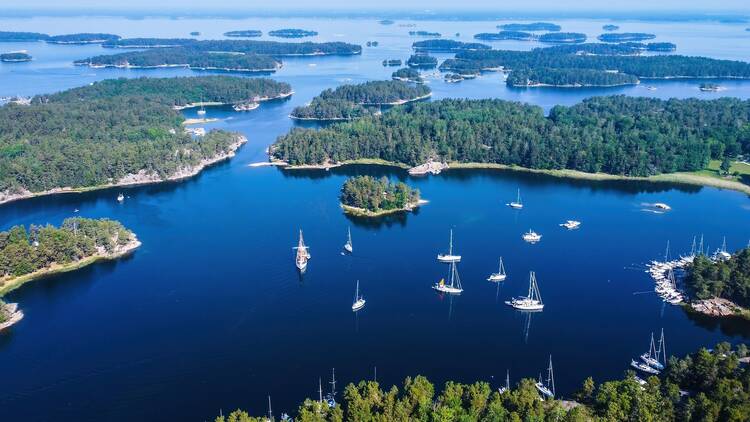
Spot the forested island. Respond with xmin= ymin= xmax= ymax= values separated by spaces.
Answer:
xmin=340 ymin=176 xmax=422 ymax=217
xmin=406 ymin=54 xmax=438 ymax=68
xmin=289 ymin=81 xmax=430 ymax=120
xmin=268 ymin=29 xmax=318 ymax=38
xmin=474 ymin=31 xmax=536 ymax=41
xmin=0 ymin=31 xmax=49 ymax=42
xmin=382 ymin=59 xmax=402 ymax=66
xmin=598 ymin=32 xmax=657 ymax=42
xmin=271 ymin=97 xmax=750 ymax=188
xmin=602 ymin=24 xmax=620 ymax=31
xmin=378 ymin=19 xmax=395 ymax=25
xmin=412 ymin=39 xmax=490 ymax=52
xmin=646 ymin=42 xmax=677 ymax=52
xmin=0 ymin=76 xmax=292 ymax=203
xmin=0 ymin=52 xmax=32 ymax=62
xmin=98 ymin=38 xmax=361 ymax=56
xmin=76 ymin=48 xmax=282 ymax=72
xmin=497 ymin=22 xmax=561 ymax=31
xmin=539 ymin=32 xmax=587 ymax=43
xmin=391 ymin=67 xmax=423 ymax=83
xmin=216 ymin=343 xmax=750 ymax=422
xmin=223 ymin=30 xmax=262 ymax=38
xmin=409 ymin=31 xmax=441 ymax=37
xmin=686 ymin=248 xmax=750 ymax=317
xmin=0 ymin=218 xmax=140 ymax=296
xmin=507 ymin=67 xmax=639 ymax=87
xmin=0 ymin=31 xmax=120 ymax=44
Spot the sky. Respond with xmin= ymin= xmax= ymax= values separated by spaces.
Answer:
xmin=4 ymin=0 xmax=749 ymax=12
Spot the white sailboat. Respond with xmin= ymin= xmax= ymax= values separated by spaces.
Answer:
xmin=506 ymin=271 xmax=544 ymax=311
xmin=630 ymin=358 xmax=660 ymax=374
xmin=522 ymin=230 xmax=542 ymax=243
xmin=507 ymin=188 xmax=523 ymax=209
xmin=437 ymin=229 xmax=461 ymax=263
xmin=433 ymin=260 xmax=463 ymax=294
xmin=535 ymin=356 xmax=555 ymax=399
xmin=352 ymin=280 xmax=366 ymax=311
xmin=325 ymin=368 xmax=337 ymax=408
xmin=197 ymin=97 xmax=207 ymax=116
xmin=560 ymin=220 xmax=581 ymax=230
xmin=712 ymin=236 xmax=731 ymax=261
xmin=294 ymin=229 xmax=311 ymax=271
xmin=487 ymin=257 xmax=507 ymax=282
xmin=344 ymin=227 xmax=353 ymax=253
xmin=116 ymin=193 xmax=124 ymax=202
xmin=640 ymin=329 xmax=666 ymax=370
xmin=498 ymin=370 xmax=511 ymax=394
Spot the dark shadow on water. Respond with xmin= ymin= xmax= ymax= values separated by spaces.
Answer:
xmin=684 ymin=309 xmax=750 ymax=338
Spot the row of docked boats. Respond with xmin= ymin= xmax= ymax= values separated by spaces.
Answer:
xmin=630 ymin=330 xmax=667 ymax=377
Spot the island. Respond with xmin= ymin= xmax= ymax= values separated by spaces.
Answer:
xmin=686 ymin=247 xmax=750 ymax=319
xmin=268 ymin=29 xmax=318 ymax=38
xmin=215 ymin=343 xmax=750 ymax=422
xmin=474 ymin=31 xmax=537 ymax=41
xmin=0 ymin=218 xmax=140 ymax=297
xmin=46 ymin=33 xmax=121 ymax=44
xmin=407 ymin=54 xmax=438 ymax=68
xmin=224 ymin=30 xmax=262 ymax=38
xmin=602 ymin=24 xmax=620 ymax=31
xmin=598 ymin=32 xmax=657 ymax=42
xmin=0 ymin=76 xmax=293 ymax=204
xmin=412 ymin=39 xmax=490 ymax=52
xmin=382 ymin=59 xmax=402 ymax=66
xmin=0 ymin=52 xmax=32 ymax=62
xmin=506 ymin=67 xmax=639 ymax=87
xmin=497 ymin=22 xmax=561 ymax=32
xmin=340 ymin=175 xmax=422 ymax=217
xmin=289 ymin=80 xmax=430 ymax=120
xmin=378 ymin=19 xmax=395 ymax=25
xmin=271 ymin=96 xmax=750 ymax=194
xmin=444 ymin=73 xmax=465 ymax=83
xmin=190 ymin=31 xmax=200 ymax=36
xmin=409 ymin=31 xmax=441 ymax=37
xmin=366 ymin=41 xmax=379 ymax=47
xmin=539 ymin=32 xmax=587 ymax=43
xmin=646 ymin=42 xmax=677 ymax=52
xmin=0 ymin=31 xmax=49 ymax=42
xmin=391 ymin=67 xmax=423 ymax=83
xmin=75 ymin=48 xmax=282 ymax=72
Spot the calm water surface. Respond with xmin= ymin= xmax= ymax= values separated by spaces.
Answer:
xmin=1 ymin=15 xmax=750 ymax=421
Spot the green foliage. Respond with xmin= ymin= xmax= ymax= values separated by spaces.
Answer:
xmin=539 ymin=32 xmax=588 ymax=43
xmin=77 ymin=48 xmax=280 ymax=71
xmin=507 ymin=67 xmax=639 ymax=87
xmin=291 ymin=98 xmax=369 ymax=121
xmin=0 ymin=31 xmax=49 ymax=41
xmin=411 ymin=39 xmax=490 ymax=52
xmin=223 ymin=30 xmax=262 ymax=38
xmin=0 ymin=52 xmax=32 ymax=62
xmin=392 ymin=68 xmax=423 ymax=83
xmin=598 ymin=32 xmax=657 ymax=42
xmin=408 ymin=31 xmax=441 ymax=37
xmin=498 ymin=22 xmax=562 ymax=31
xmin=268 ymin=29 xmax=318 ymax=38
xmin=47 ymin=33 xmax=120 ymax=44
xmin=685 ymin=248 xmax=750 ymax=306
xmin=407 ymin=54 xmax=438 ymax=68
xmin=340 ymin=176 xmax=420 ymax=212
xmin=272 ymin=96 xmax=750 ymax=176
xmin=0 ymin=218 xmax=134 ymax=279
xmin=474 ymin=31 xmax=537 ymax=41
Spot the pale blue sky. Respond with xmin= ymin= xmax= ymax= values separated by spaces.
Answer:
xmin=5 ymin=0 xmax=749 ymax=12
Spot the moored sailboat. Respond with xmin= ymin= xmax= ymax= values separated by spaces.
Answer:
xmin=487 ymin=257 xmax=507 ymax=282
xmin=507 ymin=188 xmax=523 ymax=209
xmin=294 ymin=229 xmax=311 ymax=271
xmin=352 ymin=280 xmax=366 ymax=311
xmin=522 ymin=230 xmax=542 ymax=243
xmin=535 ymin=356 xmax=555 ymax=399
xmin=437 ymin=229 xmax=461 ymax=263
xmin=506 ymin=271 xmax=544 ymax=311
xmin=344 ymin=227 xmax=353 ymax=253
xmin=640 ymin=329 xmax=666 ymax=370
xmin=433 ymin=260 xmax=463 ymax=294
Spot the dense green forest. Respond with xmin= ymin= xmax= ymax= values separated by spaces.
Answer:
xmin=0 ymin=218 xmax=135 ymax=280
xmin=224 ymin=30 xmax=262 ymax=38
xmin=598 ymin=32 xmax=657 ymax=42
xmin=76 ymin=48 xmax=281 ymax=72
xmin=340 ymin=176 xmax=420 ymax=212
xmin=290 ymin=99 xmax=369 ymax=121
xmin=539 ymin=32 xmax=587 ymax=43
xmin=406 ymin=54 xmax=438 ymax=68
xmin=99 ymin=39 xmax=361 ymax=55
xmin=498 ymin=22 xmax=562 ymax=31
xmin=268 ymin=29 xmax=318 ymax=38
xmin=392 ymin=67 xmax=423 ymax=83
xmin=409 ymin=31 xmax=441 ymax=37
xmin=1 ymin=76 xmax=290 ymax=194
xmin=686 ymin=248 xmax=750 ymax=306
xmin=506 ymin=67 xmax=639 ymax=87
xmin=411 ymin=39 xmax=490 ymax=52
xmin=382 ymin=59 xmax=402 ymax=66
xmin=0 ymin=31 xmax=49 ymax=41
xmin=215 ymin=343 xmax=750 ymax=422
xmin=0 ymin=52 xmax=32 ymax=62
xmin=474 ymin=31 xmax=536 ymax=41
xmin=47 ymin=33 xmax=120 ymax=44
xmin=647 ymin=42 xmax=677 ymax=52
xmin=272 ymin=96 xmax=750 ymax=176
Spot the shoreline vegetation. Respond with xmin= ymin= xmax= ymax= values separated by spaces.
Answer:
xmin=340 ymin=175 xmax=422 ymax=217
xmin=685 ymin=248 xmax=750 ymax=319
xmin=0 ymin=31 xmax=121 ymax=44
xmin=0 ymin=76 xmax=287 ymax=205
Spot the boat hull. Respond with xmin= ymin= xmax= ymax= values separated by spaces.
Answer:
xmin=437 ymin=255 xmax=461 ymax=263
xmin=433 ymin=285 xmax=463 ymax=294
xmin=352 ymin=299 xmax=366 ymax=311
xmin=488 ymin=274 xmax=507 ymax=282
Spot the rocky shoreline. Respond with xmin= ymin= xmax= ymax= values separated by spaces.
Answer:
xmin=0 ymin=303 xmax=24 ymax=332
xmin=341 ymin=199 xmax=426 ymax=217
xmin=689 ymin=298 xmax=749 ymax=319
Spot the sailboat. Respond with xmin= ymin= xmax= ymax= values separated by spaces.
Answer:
xmin=294 ymin=230 xmax=311 ymax=271
xmin=325 ymin=368 xmax=337 ymax=408
xmin=343 ymin=227 xmax=353 ymax=253
xmin=487 ymin=257 xmax=507 ymax=282
xmin=712 ymin=236 xmax=731 ymax=261
xmin=437 ymin=229 xmax=461 ymax=263
xmin=507 ymin=189 xmax=523 ymax=209
xmin=522 ymin=230 xmax=542 ymax=243
xmin=535 ymin=356 xmax=555 ymax=399
xmin=116 ymin=193 xmax=124 ymax=202
xmin=352 ymin=280 xmax=366 ymax=311
xmin=630 ymin=358 xmax=660 ymax=374
xmin=433 ymin=260 xmax=463 ymax=294
xmin=506 ymin=271 xmax=544 ymax=311
xmin=197 ymin=97 xmax=206 ymax=116
xmin=498 ymin=370 xmax=511 ymax=394
xmin=640 ymin=329 xmax=666 ymax=370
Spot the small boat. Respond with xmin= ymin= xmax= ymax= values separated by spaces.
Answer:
xmin=352 ymin=280 xmax=366 ymax=311
xmin=73 ymin=208 xmax=79 ymax=213
xmin=437 ymin=229 xmax=461 ymax=263
xmin=487 ymin=257 xmax=507 ymax=282
xmin=639 ymin=330 xmax=666 ymax=370
xmin=631 ymin=359 xmax=660 ymax=374
xmin=498 ymin=370 xmax=510 ymax=394
xmin=197 ymin=100 xmax=206 ymax=116
xmin=325 ymin=368 xmax=337 ymax=408
xmin=712 ymin=237 xmax=731 ymax=261
xmin=116 ymin=193 xmax=124 ymax=202
xmin=522 ymin=230 xmax=542 ymax=243
xmin=433 ymin=260 xmax=463 ymax=294
xmin=646 ymin=86 xmax=657 ymax=91
xmin=294 ymin=229 xmax=311 ymax=271
xmin=506 ymin=271 xmax=544 ymax=311
xmin=343 ymin=227 xmax=353 ymax=253
xmin=507 ymin=188 xmax=523 ymax=209
xmin=233 ymin=102 xmax=259 ymax=112
xmin=560 ymin=220 xmax=581 ymax=230
xmin=653 ymin=203 xmax=671 ymax=211
xmin=535 ymin=356 xmax=555 ymax=399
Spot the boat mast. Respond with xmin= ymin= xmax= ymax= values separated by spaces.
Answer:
xmin=664 ymin=240 xmax=670 ymax=262
xmin=355 ymin=280 xmax=359 ymax=302
xmin=721 ymin=237 xmax=727 ymax=254
xmin=547 ymin=356 xmax=555 ymax=397
xmin=330 ymin=368 xmax=337 ymax=401
xmin=499 ymin=257 xmax=505 ymax=275
xmin=517 ymin=188 xmax=521 ymax=204
xmin=449 ymin=229 xmax=454 ymax=255
xmin=347 ymin=227 xmax=352 ymax=245
xmin=658 ymin=328 xmax=666 ymax=365
xmin=268 ymin=395 xmax=273 ymax=422
xmin=318 ymin=378 xmax=323 ymax=405
xmin=505 ymin=369 xmax=510 ymax=390
xmin=699 ymin=234 xmax=704 ymax=256
xmin=690 ymin=236 xmax=697 ymax=257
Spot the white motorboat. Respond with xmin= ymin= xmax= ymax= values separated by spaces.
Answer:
xmin=522 ymin=230 xmax=542 ymax=243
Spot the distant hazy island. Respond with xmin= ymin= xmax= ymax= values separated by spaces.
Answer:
xmin=224 ymin=30 xmax=262 ymax=38
xmin=378 ymin=19 xmax=395 ymax=25
xmin=382 ymin=59 xmax=402 ymax=66
xmin=340 ymin=175 xmax=422 ymax=217
xmin=0 ymin=76 xmax=292 ymax=204
xmin=76 ymin=48 xmax=282 ymax=72
xmin=268 ymin=29 xmax=318 ymax=38
xmin=407 ymin=54 xmax=438 ymax=68
xmin=289 ymin=80 xmax=430 ymax=120
xmin=598 ymin=32 xmax=657 ymax=42
xmin=409 ymin=31 xmax=441 ymax=37
xmin=272 ymin=97 xmax=750 ymax=193
xmin=412 ymin=39 xmax=490 ymax=52
xmin=474 ymin=31 xmax=537 ymax=41
xmin=98 ymin=38 xmax=360 ymax=55
xmin=602 ymin=24 xmax=620 ymax=31
xmin=0 ymin=218 xmax=140 ymax=297
xmin=392 ymin=67 xmax=423 ymax=83
xmin=0 ymin=31 xmax=120 ymax=44
xmin=539 ymin=32 xmax=587 ymax=43
xmin=497 ymin=22 xmax=561 ymax=32
xmin=0 ymin=52 xmax=32 ymax=62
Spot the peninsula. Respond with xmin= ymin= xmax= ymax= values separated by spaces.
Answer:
xmin=474 ymin=31 xmax=537 ymax=41
xmin=539 ymin=32 xmax=587 ymax=43
xmin=97 ymin=38 xmax=361 ymax=55
xmin=392 ymin=67 xmax=423 ymax=83
xmin=340 ymin=175 xmax=422 ymax=217
xmin=0 ymin=31 xmax=120 ymax=44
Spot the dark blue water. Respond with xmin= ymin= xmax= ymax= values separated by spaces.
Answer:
xmin=1 ymin=16 xmax=750 ymax=422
